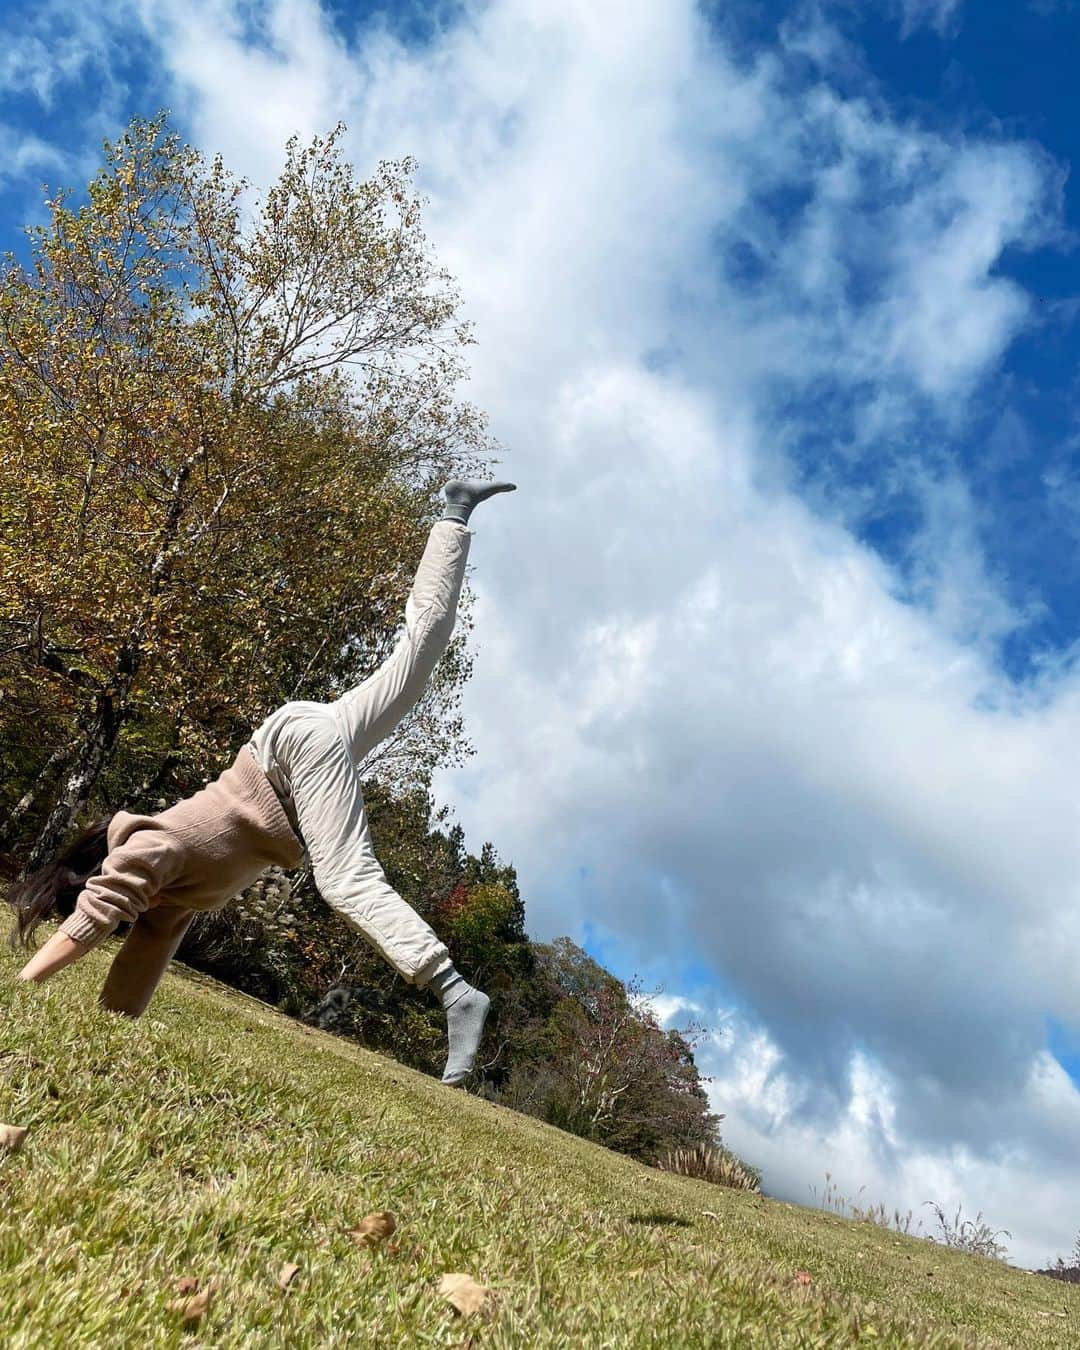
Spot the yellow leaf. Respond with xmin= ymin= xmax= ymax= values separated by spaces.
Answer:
xmin=437 ymin=1272 xmax=492 ymax=1318
xmin=347 ymin=1211 xmax=396 ymax=1247
xmin=166 ymin=1286 xmax=213 ymax=1322
xmin=0 ymin=1123 xmax=27 ymax=1153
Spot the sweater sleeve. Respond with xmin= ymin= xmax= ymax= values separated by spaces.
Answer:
xmin=58 ymin=827 xmax=183 ymax=947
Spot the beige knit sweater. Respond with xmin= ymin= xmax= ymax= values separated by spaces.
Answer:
xmin=59 ymin=747 xmax=304 ymax=947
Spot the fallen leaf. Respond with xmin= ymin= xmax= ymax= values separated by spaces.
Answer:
xmin=701 ymin=1211 xmax=721 ymax=1221
xmin=167 ymin=1287 xmax=213 ymax=1322
xmin=0 ymin=1123 xmax=27 ymax=1153
xmin=278 ymin=1262 xmax=301 ymax=1290
xmin=438 ymin=1272 xmax=492 ymax=1318
xmin=175 ymin=1276 xmax=199 ymax=1295
xmin=347 ymin=1212 xmax=396 ymax=1247
xmin=794 ymin=1271 xmax=813 ymax=1286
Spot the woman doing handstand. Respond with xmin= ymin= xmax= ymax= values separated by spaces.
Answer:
xmin=7 ymin=479 xmax=515 ymax=1087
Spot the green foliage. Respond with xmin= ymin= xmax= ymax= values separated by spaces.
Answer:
xmin=0 ymin=114 xmax=491 ymax=863
xmin=490 ymin=938 xmax=722 ymax=1164
xmin=440 ymin=882 xmax=532 ymax=992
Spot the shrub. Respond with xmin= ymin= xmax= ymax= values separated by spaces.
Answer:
xmin=661 ymin=1143 xmax=761 ymax=1193
xmin=922 ymin=1202 xmax=1011 ymax=1262
xmin=1034 ymin=1230 xmax=1080 ymax=1284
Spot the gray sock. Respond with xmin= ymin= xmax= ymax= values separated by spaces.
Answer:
xmin=441 ymin=478 xmax=516 ymax=525
xmin=427 ymin=963 xmax=491 ymax=1086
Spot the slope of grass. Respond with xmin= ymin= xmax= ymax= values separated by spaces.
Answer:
xmin=2 ymin=940 xmax=1078 ymax=1348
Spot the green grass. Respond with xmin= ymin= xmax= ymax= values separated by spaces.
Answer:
xmin=2 ymin=941 xmax=1079 ymax=1347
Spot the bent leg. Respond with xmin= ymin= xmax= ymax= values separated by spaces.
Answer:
xmin=332 ymin=520 xmax=470 ymax=763
xmin=290 ymin=718 xmax=449 ymax=983
xmin=282 ymin=707 xmax=490 ymax=1081
xmin=99 ymin=901 xmax=196 ymax=1018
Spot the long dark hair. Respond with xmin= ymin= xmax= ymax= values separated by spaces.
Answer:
xmin=5 ymin=817 xmax=113 ymax=950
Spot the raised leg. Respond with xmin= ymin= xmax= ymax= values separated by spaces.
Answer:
xmin=331 ymin=519 xmax=471 ymax=763
xmin=331 ymin=479 xmax=515 ymax=763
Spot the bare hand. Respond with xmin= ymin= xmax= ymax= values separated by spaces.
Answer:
xmin=17 ymin=931 xmax=90 ymax=984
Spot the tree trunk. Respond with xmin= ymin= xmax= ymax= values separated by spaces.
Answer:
xmin=130 ymin=721 xmax=186 ymax=812
xmin=21 ymin=690 xmax=121 ymax=874
xmin=20 ymin=455 xmax=196 ymax=874
xmin=0 ymin=741 xmax=72 ymax=852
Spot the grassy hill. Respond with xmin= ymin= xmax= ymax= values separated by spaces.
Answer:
xmin=2 ymin=939 xmax=1078 ymax=1347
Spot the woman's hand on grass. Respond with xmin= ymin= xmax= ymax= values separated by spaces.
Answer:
xmin=17 ymin=931 xmax=90 ymax=983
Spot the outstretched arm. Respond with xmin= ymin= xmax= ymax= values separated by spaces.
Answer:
xmin=18 ymin=824 xmax=180 ymax=984
xmin=18 ymin=931 xmax=90 ymax=983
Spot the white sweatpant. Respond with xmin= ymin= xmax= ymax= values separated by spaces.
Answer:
xmin=249 ymin=520 xmax=471 ymax=985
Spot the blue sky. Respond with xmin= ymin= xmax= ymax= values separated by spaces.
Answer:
xmin=848 ymin=4 xmax=1080 ymax=677
xmin=4 ymin=0 xmax=1080 ymax=1269
xmin=726 ymin=1 xmax=1080 ymax=679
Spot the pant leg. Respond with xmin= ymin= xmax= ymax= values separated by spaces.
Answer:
xmin=98 ymin=902 xmax=196 ymax=1018
xmin=281 ymin=707 xmax=449 ymax=985
xmin=250 ymin=521 xmax=469 ymax=805
xmin=250 ymin=701 xmax=325 ymax=834
xmin=331 ymin=520 xmax=470 ymax=762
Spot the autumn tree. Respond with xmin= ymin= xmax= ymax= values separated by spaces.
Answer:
xmin=0 ymin=115 xmax=493 ymax=869
xmin=492 ymin=938 xmax=721 ymax=1161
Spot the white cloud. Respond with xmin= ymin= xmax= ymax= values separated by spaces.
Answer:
xmin=0 ymin=1 xmax=127 ymax=110
xmin=0 ymin=125 xmax=71 ymax=185
xmin=130 ymin=0 xmax=356 ymax=178
xmin=0 ymin=32 xmax=90 ymax=106
xmin=697 ymin=1009 xmax=1079 ymax=1269
xmin=647 ymin=992 xmax=705 ymax=1025
xmin=41 ymin=0 xmax=1080 ymax=1270
xmin=894 ymin=0 xmax=964 ymax=37
xmin=0 ymin=1 xmax=144 ymax=202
